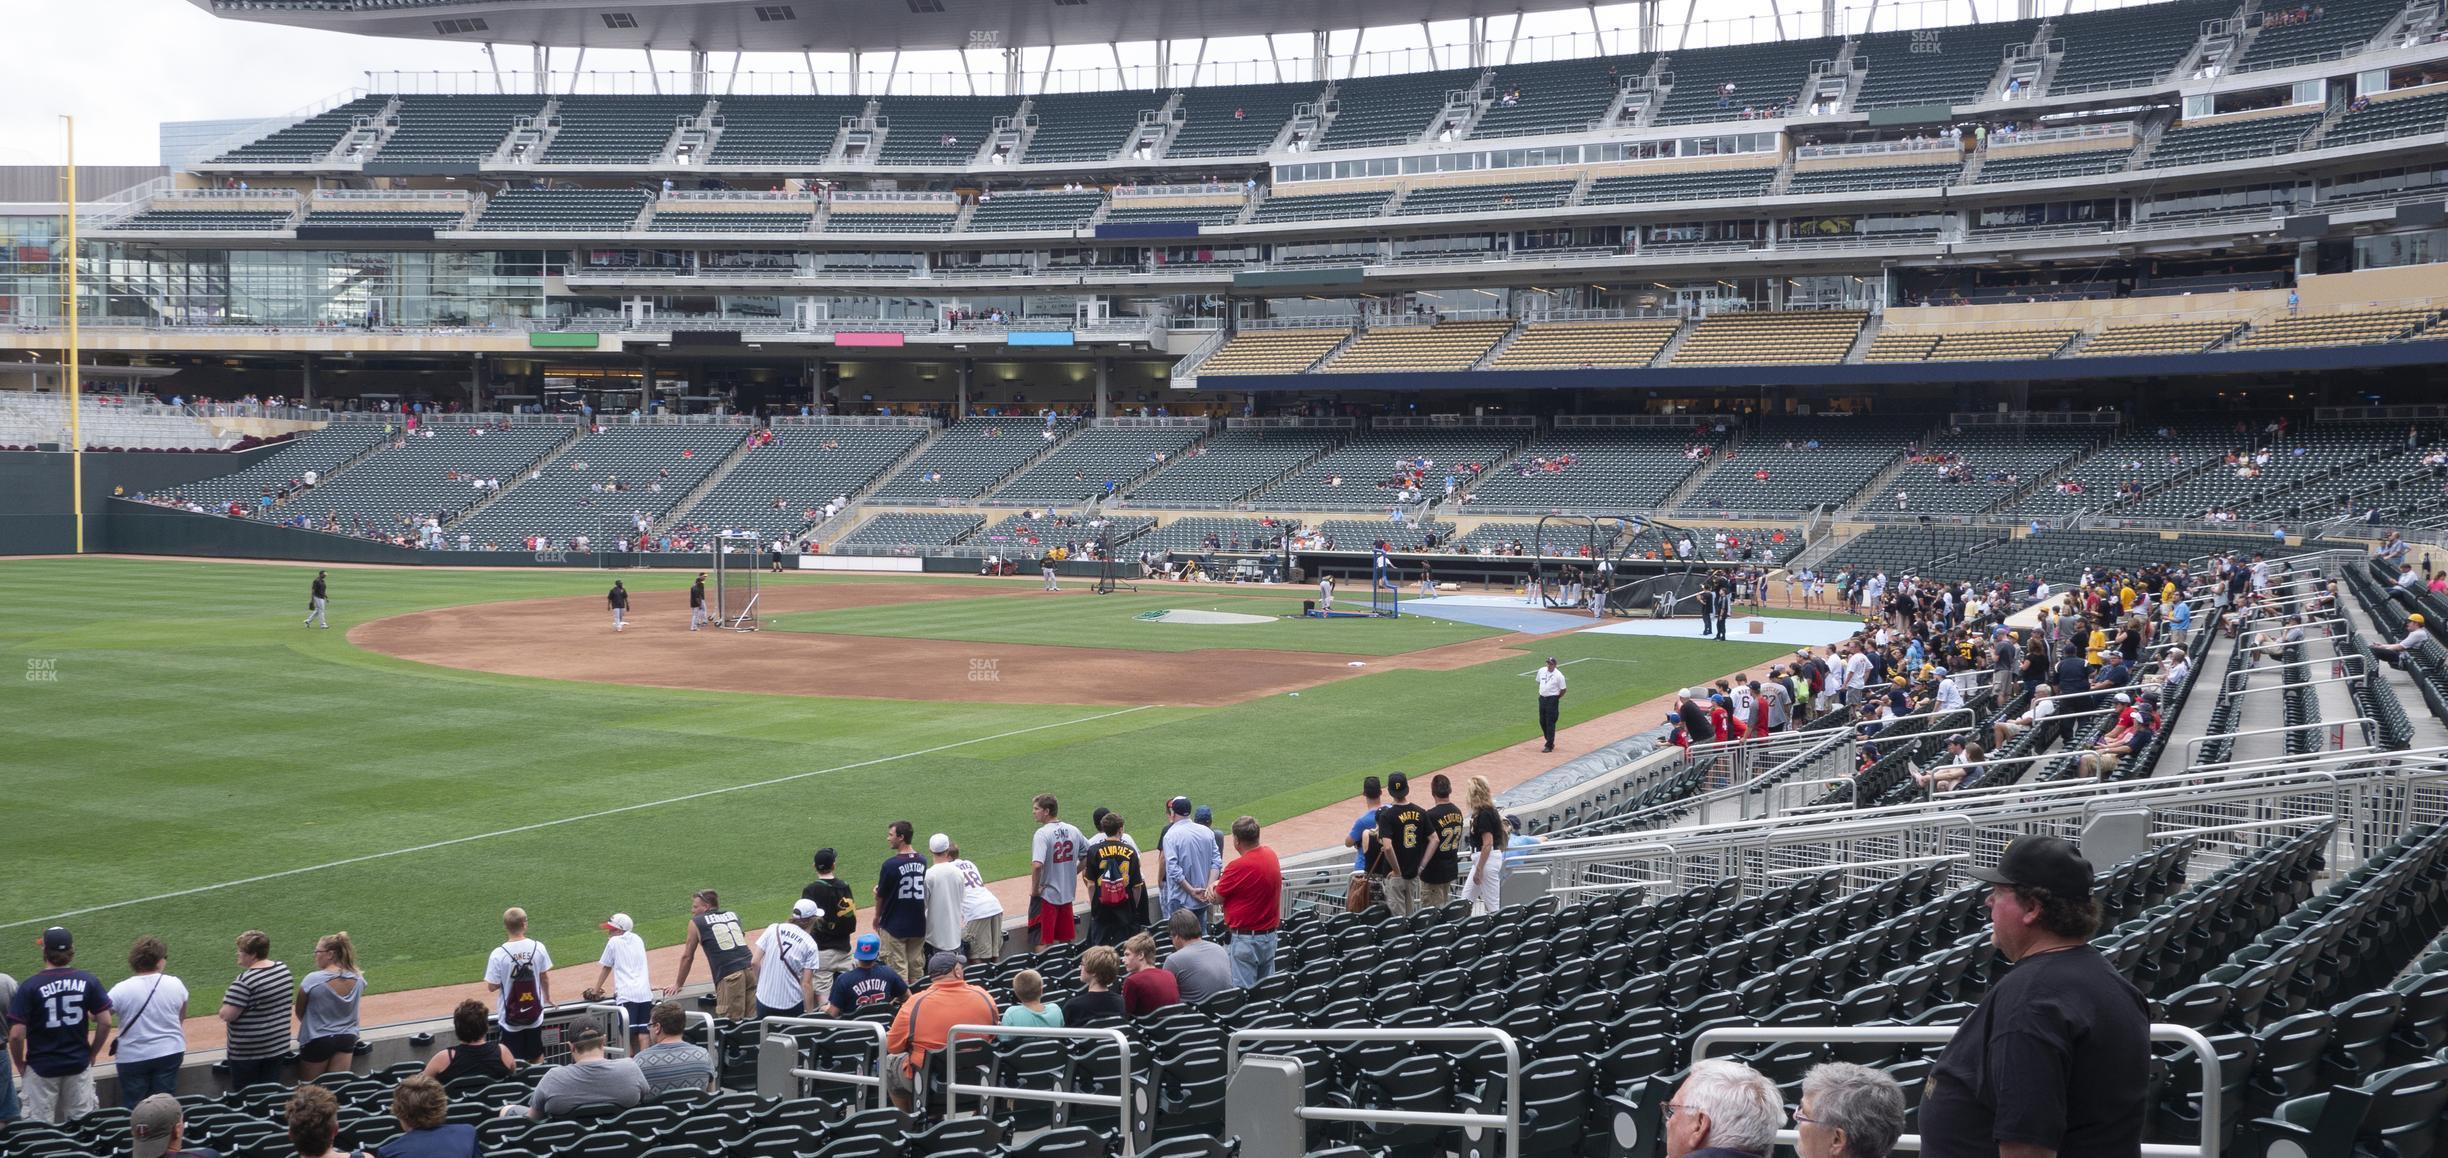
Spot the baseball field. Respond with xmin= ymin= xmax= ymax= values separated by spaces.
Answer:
xmin=0 ymin=556 xmax=1790 ymax=995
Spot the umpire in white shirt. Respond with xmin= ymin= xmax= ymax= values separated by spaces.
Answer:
xmin=1535 ymin=657 xmax=1569 ymax=752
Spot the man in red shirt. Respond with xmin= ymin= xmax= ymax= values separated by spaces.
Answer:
xmin=1209 ymin=816 xmax=1283 ymax=990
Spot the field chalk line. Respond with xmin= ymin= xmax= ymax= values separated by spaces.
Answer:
xmin=1 ymin=704 xmax=1158 ymax=930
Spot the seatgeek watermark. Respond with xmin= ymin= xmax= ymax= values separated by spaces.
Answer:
xmin=26 ymin=657 xmax=58 ymax=683
xmin=968 ymin=658 xmax=1001 ymax=683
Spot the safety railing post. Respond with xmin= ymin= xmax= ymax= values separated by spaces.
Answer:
xmin=758 ymin=1016 xmax=891 ymax=1109
xmin=941 ymin=1025 xmax=1142 ymax=1154
xmin=1229 ymin=1027 xmax=1522 ymax=1158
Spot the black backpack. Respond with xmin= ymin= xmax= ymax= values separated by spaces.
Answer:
xmin=501 ymin=946 xmax=544 ymax=1029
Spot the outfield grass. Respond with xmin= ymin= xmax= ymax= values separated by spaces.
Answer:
xmin=766 ymin=587 xmax=1501 ymax=654
xmin=0 ymin=557 xmax=1785 ymax=995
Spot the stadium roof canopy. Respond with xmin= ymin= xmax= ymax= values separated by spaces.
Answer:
xmin=189 ymin=0 xmax=1623 ymax=53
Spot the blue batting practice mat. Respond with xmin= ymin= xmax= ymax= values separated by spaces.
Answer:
xmin=1402 ymin=595 xmax=1600 ymax=635
xmin=1582 ymin=614 xmax=1862 ymax=648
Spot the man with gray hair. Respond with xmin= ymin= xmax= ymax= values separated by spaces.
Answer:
xmin=1796 ymin=1062 xmax=1907 ymax=1158
xmin=1664 ymin=1057 xmax=1781 ymax=1158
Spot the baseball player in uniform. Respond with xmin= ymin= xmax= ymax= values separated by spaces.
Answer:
xmin=1535 ymin=656 xmax=1568 ymax=752
xmin=1318 ymin=575 xmax=1335 ymax=613
xmin=1373 ymin=545 xmax=1396 ymax=595
xmin=303 ymin=571 xmax=329 ymax=628
xmin=608 ymin=580 xmax=629 ymax=631
xmin=1040 ymin=552 xmax=1059 ymax=592
xmin=689 ymin=573 xmax=709 ymax=631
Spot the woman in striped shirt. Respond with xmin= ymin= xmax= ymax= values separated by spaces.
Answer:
xmin=218 ymin=930 xmax=294 ymax=1090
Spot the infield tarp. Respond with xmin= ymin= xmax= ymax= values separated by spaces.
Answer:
xmin=1402 ymin=596 xmax=1599 ymax=635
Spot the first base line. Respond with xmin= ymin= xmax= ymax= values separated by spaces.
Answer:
xmin=1 ymin=703 xmax=1159 ymax=931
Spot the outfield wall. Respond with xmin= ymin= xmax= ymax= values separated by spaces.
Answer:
xmin=0 ymin=447 xmax=286 ymax=555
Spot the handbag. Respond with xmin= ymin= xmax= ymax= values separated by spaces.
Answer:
xmin=109 ymin=976 xmax=164 ymax=1057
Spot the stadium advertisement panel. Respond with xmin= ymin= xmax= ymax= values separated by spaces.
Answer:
xmin=835 ymin=332 xmax=908 ymax=347
xmin=1006 ymin=331 xmax=1076 ymax=346
xmin=529 ymin=332 xmax=602 ymax=348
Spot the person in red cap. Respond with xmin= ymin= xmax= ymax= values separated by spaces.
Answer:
xmin=1919 ymin=835 xmax=2148 ymax=1157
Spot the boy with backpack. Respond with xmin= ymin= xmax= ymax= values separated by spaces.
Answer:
xmin=484 ymin=907 xmax=555 ymax=1063
xmin=1081 ymin=811 xmax=1146 ymax=947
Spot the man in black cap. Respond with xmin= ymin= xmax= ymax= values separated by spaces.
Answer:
xmin=5 ymin=927 xmax=112 ymax=1124
xmin=1918 ymin=835 xmax=2148 ymax=1158
xmin=689 ymin=572 xmax=710 ymax=631
xmin=303 ymin=570 xmax=329 ymax=629
xmin=1373 ymin=773 xmax=1431 ymax=916
xmin=1534 ymin=656 xmax=1569 ymax=753
xmin=608 ymin=579 xmax=630 ymax=632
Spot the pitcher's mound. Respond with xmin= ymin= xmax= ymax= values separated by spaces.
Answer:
xmin=1135 ymin=609 xmax=1277 ymax=625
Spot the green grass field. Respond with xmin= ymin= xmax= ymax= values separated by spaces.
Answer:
xmin=0 ymin=557 xmax=1785 ymax=996
xmin=768 ymin=587 xmax=1501 ymax=654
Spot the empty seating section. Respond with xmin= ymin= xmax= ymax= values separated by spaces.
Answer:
xmin=449 ymin=425 xmax=750 ymax=547
xmin=1489 ymin=319 xmax=1681 ymax=369
xmin=2044 ymin=0 xmax=2229 ymax=93
xmin=1478 ymin=54 xmax=1651 ymax=138
xmin=1583 ymin=166 xmax=1777 ymax=203
xmin=1022 ymin=90 xmax=1162 ymax=162
xmin=1100 ymin=202 xmax=1245 ymax=226
xmin=1195 ymin=329 xmax=1349 ymax=376
xmin=1451 ymin=519 xmax=1554 ymax=553
xmin=1866 ymin=327 xmax=2079 ymax=361
xmin=870 ymin=417 xmax=1064 ymax=502
xmin=374 ymin=96 xmax=544 ymax=163
xmin=972 ymin=512 xmax=1152 ymax=551
xmin=967 ymin=192 xmax=1104 ymax=232
xmin=2122 ymin=423 xmax=2419 ymax=517
xmin=1973 ymin=146 xmax=2130 ymax=183
xmin=1672 ymin=311 xmax=1866 ymax=365
xmin=215 ymin=95 xmax=390 ymax=164
xmin=1255 ymin=428 xmax=1527 ymax=509
xmin=2147 ymin=110 xmax=2319 ymax=167
xmin=172 ymin=423 xmax=392 ymax=506
xmin=1131 ymin=515 xmax=1285 ymax=551
xmin=1316 ymin=517 xmax=1454 ymax=550
xmin=1654 ymin=36 xmax=1841 ymax=123
xmin=1884 ymin=427 xmax=2098 ymax=514
xmin=541 ymin=95 xmax=700 ymax=163
xmin=1787 ymin=161 xmax=1962 ymax=193
xmin=681 ymin=424 xmax=929 ymax=542
xmin=1251 ymin=189 xmax=1392 ymax=223
xmin=1124 ymin=428 xmax=1344 ymax=505
xmin=298 ymin=210 xmax=466 ymax=229
xmin=2328 ymin=87 xmax=2448 ymax=146
xmin=2236 ymin=308 xmax=2439 ymax=349
xmin=1851 ymin=20 xmax=2038 ymax=107
xmin=471 ymin=189 xmax=649 ymax=231
xmin=834 ymin=511 xmax=983 ymax=549
xmin=992 ymin=425 xmax=1208 ymax=506
xmin=279 ymin=424 xmax=574 ymax=528
xmin=1168 ymin=83 xmax=1311 ymax=157
xmin=1327 ymin=320 xmax=1516 ymax=372
xmin=2237 ymin=0 xmax=2402 ymax=70
xmin=822 ymin=209 xmax=956 ymax=233
xmin=111 ymin=210 xmax=292 ymax=232
xmin=0 ymin=396 xmax=239 ymax=453
xmin=1462 ymin=428 xmax=1717 ymax=512
xmin=874 ymin=97 xmax=1013 ymax=164
xmin=1396 ymin=179 xmax=1576 ymax=216
xmin=1318 ymin=68 xmax=1482 ymax=149
xmin=1679 ymin=417 xmax=1920 ymax=512
xmin=2076 ymin=320 xmax=2241 ymax=357
xmin=2007 ymin=421 xmax=2228 ymax=515
xmin=646 ymin=210 xmax=813 ymax=233
xmin=703 ymin=96 xmax=865 ymax=164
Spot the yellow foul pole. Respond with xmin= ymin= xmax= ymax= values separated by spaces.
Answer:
xmin=64 ymin=117 xmax=83 ymax=553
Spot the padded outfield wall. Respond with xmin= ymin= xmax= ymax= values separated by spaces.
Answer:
xmin=0 ymin=447 xmax=285 ymax=555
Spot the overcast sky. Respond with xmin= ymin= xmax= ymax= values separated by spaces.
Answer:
xmin=3 ymin=0 xmax=2108 ymax=166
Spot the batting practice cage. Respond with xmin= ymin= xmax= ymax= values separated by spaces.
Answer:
xmin=711 ymin=532 xmax=763 ymax=630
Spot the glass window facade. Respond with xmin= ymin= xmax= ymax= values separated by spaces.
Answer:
xmin=64 ymin=244 xmax=549 ymax=328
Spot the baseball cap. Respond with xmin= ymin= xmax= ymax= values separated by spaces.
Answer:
xmin=1169 ymin=795 xmax=1193 ymax=816
xmin=601 ymin=913 xmax=633 ymax=934
xmin=928 ymin=833 xmax=953 ymax=855
xmin=1386 ymin=772 xmax=1409 ymax=794
xmin=2413 ymin=613 xmax=2427 ymax=625
xmin=40 ymin=926 xmax=71 ymax=954
xmin=2113 ymin=692 xmax=2133 ymax=703
xmin=812 ymin=847 xmax=837 ymax=871
xmin=1193 ymin=805 xmax=1214 ymax=826
xmin=926 ymin=950 xmax=963 ymax=977
xmin=1504 ymin=813 xmax=1522 ymax=830
xmin=131 ymin=1094 xmax=183 ymax=1158
xmin=791 ymin=898 xmax=822 ymax=920
xmin=853 ymin=933 xmax=881 ymax=961
xmin=1971 ymin=834 xmax=2095 ymax=902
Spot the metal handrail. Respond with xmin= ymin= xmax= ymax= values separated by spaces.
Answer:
xmin=2184 ymin=717 xmax=2375 ymax=760
xmin=942 ymin=1024 xmax=1137 ymax=1150
xmin=1691 ymin=1023 xmax=2220 ymax=1158
xmin=2220 ymin=671 xmax=2375 ymax=700
xmin=1230 ymin=1027 xmax=1522 ymax=1158
xmin=759 ymin=1016 xmax=891 ymax=1110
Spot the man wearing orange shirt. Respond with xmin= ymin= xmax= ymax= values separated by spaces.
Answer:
xmin=882 ymin=952 xmax=997 ymax=1112
xmin=1209 ymin=816 xmax=1283 ymax=990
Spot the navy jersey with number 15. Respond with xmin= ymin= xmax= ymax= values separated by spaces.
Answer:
xmin=7 ymin=968 xmax=110 ymax=1078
